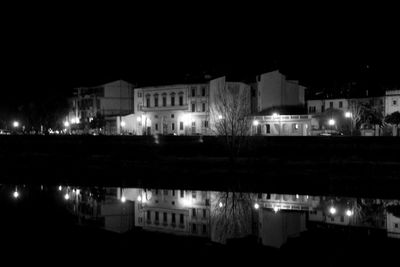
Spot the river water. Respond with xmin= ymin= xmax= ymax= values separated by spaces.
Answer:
xmin=1 ymin=184 xmax=399 ymax=265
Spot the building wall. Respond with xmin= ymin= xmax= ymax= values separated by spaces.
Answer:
xmin=257 ymin=70 xmax=305 ymax=112
xmin=387 ymin=213 xmax=400 ymax=239
xmin=129 ymin=84 xmax=210 ymax=135
xmin=67 ymin=80 xmax=134 ymax=125
xmin=258 ymin=209 xmax=307 ymax=248
xmin=134 ymin=189 xmax=210 ymax=237
xmin=251 ymin=115 xmax=312 ymax=136
xmin=385 ymin=90 xmax=400 ymax=115
xmin=257 ymin=70 xmax=285 ymax=112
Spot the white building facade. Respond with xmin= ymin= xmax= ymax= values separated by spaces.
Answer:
xmin=385 ymin=90 xmax=400 ymax=115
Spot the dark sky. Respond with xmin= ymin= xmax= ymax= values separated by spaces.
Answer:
xmin=1 ymin=4 xmax=400 ymax=120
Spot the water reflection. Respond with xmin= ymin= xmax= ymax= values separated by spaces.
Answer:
xmin=58 ymin=186 xmax=400 ymax=248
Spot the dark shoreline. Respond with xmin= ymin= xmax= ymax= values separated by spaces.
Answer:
xmin=1 ymin=135 xmax=399 ymax=199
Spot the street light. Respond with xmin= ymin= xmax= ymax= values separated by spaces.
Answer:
xmin=272 ymin=113 xmax=281 ymax=135
xmin=345 ymin=111 xmax=353 ymax=136
xmin=64 ymin=121 xmax=70 ymax=127
xmin=328 ymin=119 xmax=335 ymax=134
xmin=13 ymin=121 xmax=19 ymax=128
xmin=252 ymin=120 xmax=259 ymax=136
xmin=329 ymin=206 xmax=336 ymax=215
xmin=254 ymin=203 xmax=260 ymax=210
xmin=345 ymin=209 xmax=353 ymax=217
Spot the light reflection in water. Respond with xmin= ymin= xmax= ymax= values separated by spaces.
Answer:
xmin=59 ymin=186 xmax=400 ymax=248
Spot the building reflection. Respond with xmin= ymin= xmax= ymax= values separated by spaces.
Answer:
xmin=64 ymin=186 xmax=400 ymax=248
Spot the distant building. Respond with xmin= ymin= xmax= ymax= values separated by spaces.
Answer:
xmin=307 ymin=98 xmax=350 ymax=114
xmin=250 ymin=114 xmax=312 ymax=136
xmin=121 ymin=83 xmax=210 ymax=136
xmin=67 ymin=80 xmax=135 ymax=134
xmin=385 ymin=90 xmax=400 ymax=115
xmin=387 ymin=212 xmax=400 ymax=239
xmin=255 ymin=70 xmax=306 ymax=113
xmin=121 ymin=76 xmax=251 ymax=136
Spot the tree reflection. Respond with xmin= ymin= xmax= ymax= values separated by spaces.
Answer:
xmin=210 ymin=191 xmax=255 ymax=244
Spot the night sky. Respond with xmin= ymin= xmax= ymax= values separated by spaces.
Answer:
xmin=1 ymin=4 xmax=399 ymax=126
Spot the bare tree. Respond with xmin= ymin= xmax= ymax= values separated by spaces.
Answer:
xmin=348 ymin=101 xmax=363 ymax=131
xmin=210 ymin=191 xmax=255 ymax=244
xmin=209 ymin=78 xmax=251 ymax=160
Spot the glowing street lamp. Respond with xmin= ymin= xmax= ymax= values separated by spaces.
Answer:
xmin=345 ymin=209 xmax=353 ymax=217
xmin=254 ymin=203 xmax=260 ymax=210
xmin=13 ymin=190 xmax=19 ymax=199
xmin=137 ymin=195 xmax=142 ymax=202
xmin=58 ymin=185 xmax=62 ymax=191
xmin=13 ymin=121 xmax=19 ymax=128
xmin=328 ymin=119 xmax=335 ymax=134
xmin=329 ymin=206 xmax=337 ymax=215
xmin=218 ymin=115 xmax=223 ymax=120
xmin=121 ymin=121 xmax=126 ymax=127
xmin=219 ymin=202 xmax=223 ymax=208
xmin=64 ymin=121 xmax=70 ymax=127
xmin=273 ymin=206 xmax=279 ymax=213
xmin=345 ymin=111 xmax=353 ymax=136
xmin=121 ymin=196 xmax=126 ymax=203
xmin=64 ymin=193 xmax=70 ymax=200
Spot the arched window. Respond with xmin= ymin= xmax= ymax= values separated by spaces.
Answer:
xmin=170 ymin=92 xmax=176 ymax=106
xmin=154 ymin=93 xmax=159 ymax=107
xmin=146 ymin=94 xmax=151 ymax=107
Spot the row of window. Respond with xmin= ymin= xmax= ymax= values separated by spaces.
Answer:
xmin=191 ymin=87 xmax=207 ymax=97
xmin=146 ymin=94 xmax=185 ymax=108
xmin=191 ymin=208 xmax=208 ymax=219
xmin=254 ymin=123 xmax=304 ymax=135
xmin=152 ymin=121 xmax=209 ymax=132
xmin=154 ymin=190 xmax=210 ymax=200
xmin=147 ymin=210 xmax=185 ymax=225
xmin=191 ymin=223 xmax=208 ymax=235
xmin=191 ymin=102 xmax=207 ymax=112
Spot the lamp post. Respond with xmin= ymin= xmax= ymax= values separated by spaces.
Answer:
xmin=328 ymin=119 xmax=335 ymax=134
xmin=120 ymin=120 xmax=126 ymax=135
xmin=272 ymin=113 xmax=280 ymax=135
xmin=345 ymin=111 xmax=353 ymax=136
xmin=252 ymin=119 xmax=259 ymax=136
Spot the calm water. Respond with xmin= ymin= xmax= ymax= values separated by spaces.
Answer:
xmin=2 ymin=184 xmax=400 ymax=264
